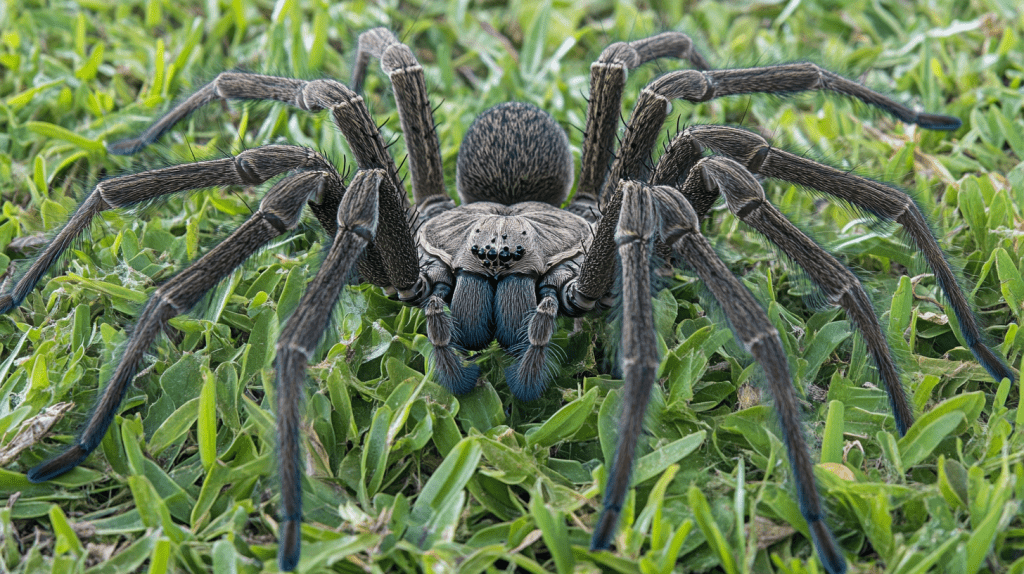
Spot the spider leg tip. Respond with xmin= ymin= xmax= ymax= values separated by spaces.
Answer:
xmin=916 ymin=113 xmax=961 ymax=131
xmin=26 ymin=445 xmax=90 ymax=483
xmin=436 ymin=360 xmax=481 ymax=396
xmin=809 ymin=520 xmax=847 ymax=574
xmin=589 ymin=506 xmax=620 ymax=552
xmin=966 ymin=342 xmax=1016 ymax=385
xmin=106 ymin=138 xmax=147 ymax=156
xmin=278 ymin=518 xmax=301 ymax=571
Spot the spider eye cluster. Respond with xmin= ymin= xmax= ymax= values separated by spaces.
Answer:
xmin=471 ymin=240 xmax=526 ymax=271
xmin=456 ymin=102 xmax=574 ymax=207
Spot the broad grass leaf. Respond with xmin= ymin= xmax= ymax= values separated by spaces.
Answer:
xmin=198 ymin=366 xmax=217 ymax=470
xmin=48 ymin=505 xmax=84 ymax=556
xmin=360 ymin=404 xmax=391 ymax=502
xmin=995 ymin=248 xmax=1024 ymax=322
xmin=457 ymin=381 xmax=504 ymax=433
xmin=899 ymin=392 xmax=984 ymax=468
xmin=821 ymin=400 xmax=845 ymax=464
xmin=24 ymin=121 xmax=104 ymax=152
xmin=530 ymin=489 xmax=574 ymax=574
xmin=688 ymin=486 xmax=738 ymax=574
xmin=632 ymin=431 xmax=705 ymax=486
xmin=801 ymin=321 xmax=852 ymax=384
xmin=406 ymin=437 xmax=481 ymax=548
xmin=526 ymin=386 xmax=597 ymax=448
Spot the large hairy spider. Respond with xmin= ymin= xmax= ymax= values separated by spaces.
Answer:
xmin=4 ymin=27 xmax=1013 ymax=573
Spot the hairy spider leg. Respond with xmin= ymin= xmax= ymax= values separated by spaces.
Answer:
xmin=26 ymin=165 xmax=341 ymax=483
xmin=274 ymin=169 xmax=383 ymax=572
xmin=657 ymin=183 xmax=847 ymax=574
xmin=577 ymin=32 xmax=711 ymax=207
xmin=656 ymin=149 xmax=915 ymax=434
xmin=504 ymin=287 xmax=560 ymax=402
xmin=104 ymin=72 xmax=423 ymax=297
xmin=596 ymin=64 xmax=961 ymax=213
xmin=672 ymin=124 xmax=1014 ymax=386
xmin=0 ymin=146 xmax=333 ymax=315
xmin=577 ymin=56 xmax=973 ymax=574
xmin=586 ymin=182 xmax=660 ymax=548
xmin=99 ymin=67 xmax=427 ymax=570
xmin=352 ymin=28 xmax=448 ymax=209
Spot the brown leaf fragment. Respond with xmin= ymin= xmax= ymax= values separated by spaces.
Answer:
xmin=0 ymin=402 xmax=75 ymax=466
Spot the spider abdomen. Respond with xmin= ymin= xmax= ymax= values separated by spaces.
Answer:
xmin=456 ymin=102 xmax=574 ymax=206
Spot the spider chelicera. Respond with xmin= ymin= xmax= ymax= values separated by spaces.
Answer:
xmin=3 ymin=27 xmax=1013 ymax=573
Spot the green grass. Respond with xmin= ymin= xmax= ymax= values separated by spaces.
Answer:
xmin=0 ymin=0 xmax=1022 ymax=573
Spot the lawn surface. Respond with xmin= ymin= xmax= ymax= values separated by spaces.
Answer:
xmin=0 ymin=1 xmax=1022 ymax=573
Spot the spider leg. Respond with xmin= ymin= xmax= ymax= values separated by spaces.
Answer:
xmin=352 ymin=28 xmax=448 ymax=209
xmin=599 ymin=63 xmax=961 ymax=206
xmin=274 ymin=169 xmax=384 ymax=572
xmin=668 ymin=125 xmax=1015 ymax=385
xmin=577 ymin=32 xmax=710 ymax=209
xmin=505 ymin=289 xmax=559 ymax=401
xmin=105 ymin=73 xmax=424 ymax=299
xmin=587 ymin=181 xmax=661 ymax=551
xmin=0 ymin=146 xmax=332 ymax=314
xmin=651 ymin=183 xmax=847 ymax=574
xmin=692 ymin=155 xmax=913 ymax=434
xmin=27 ymin=164 xmax=341 ymax=484
xmin=424 ymin=287 xmax=480 ymax=395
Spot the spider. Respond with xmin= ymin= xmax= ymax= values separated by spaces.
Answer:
xmin=3 ymin=27 xmax=1013 ymax=573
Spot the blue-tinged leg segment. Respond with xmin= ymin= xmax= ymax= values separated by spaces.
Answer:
xmin=433 ymin=348 xmax=482 ymax=395
xmin=505 ymin=291 xmax=559 ymax=402
xmin=947 ymin=295 xmax=1016 ymax=385
xmin=451 ymin=272 xmax=495 ymax=351
xmin=494 ymin=274 xmax=536 ymax=351
xmin=278 ymin=518 xmax=301 ymax=572
xmin=808 ymin=518 xmax=847 ymax=574
xmin=27 ymin=445 xmax=92 ymax=483
xmin=425 ymin=288 xmax=481 ymax=395
xmin=896 ymin=206 xmax=1015 ymax=387
xmin=28 ymin=349 xmax=142 ymax=483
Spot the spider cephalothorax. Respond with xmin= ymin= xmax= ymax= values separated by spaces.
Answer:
xmin=4 ymin=27 xmax=1013 ymax=574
